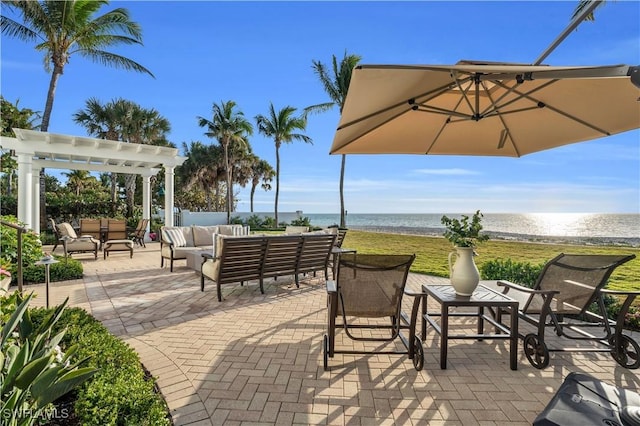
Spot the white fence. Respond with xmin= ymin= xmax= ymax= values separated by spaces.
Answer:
xmin=155 ymin=210 xmax=305 ymax=226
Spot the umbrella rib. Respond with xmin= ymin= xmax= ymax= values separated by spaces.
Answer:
xmin=453 ymin=75 xmax=477 ymax=119
xmin=337 ymin=80 xmax=461 ymax=131
xmin=482 ymin=80 xmax=522 ymax=157
xmin=335 ymin=108 xmax=412 ymax=151
xmin=492 ymin=79 xmax=612 ymax=136
xmin=478 ymin=79 xmax=525 ymax=118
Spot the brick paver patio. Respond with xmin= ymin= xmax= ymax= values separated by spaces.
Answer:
xmin=25 ymin=242 xmax=639 ymax=425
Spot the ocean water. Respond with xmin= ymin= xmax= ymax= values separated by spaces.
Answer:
xmin=305 ymin=213 xmax=640 ymax=246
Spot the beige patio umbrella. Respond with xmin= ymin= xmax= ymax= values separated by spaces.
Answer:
xmin=330 ymin=61 xmax=640 ymax=156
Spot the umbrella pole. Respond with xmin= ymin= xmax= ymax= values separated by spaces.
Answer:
xmin=533 ymin=0 xmax=602 ymax=65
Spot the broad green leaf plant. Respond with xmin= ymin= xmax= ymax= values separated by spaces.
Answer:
xmin=1 ymin=293 xmax=97 ymax=426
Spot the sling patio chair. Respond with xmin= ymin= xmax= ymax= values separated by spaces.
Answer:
xmin=48 ymin=218 xmax=62 ymax=253
xmin=103 ymin=219 xmax=134 ymax=259
xmin=57 ymin=222 xmax=99 ymax=260
xmin=496 ymin=253 xmax=639 ymax=369
xmin=130 ymin=218 xmax=149 ymax=247
xmin=323 ymin=253 xmax=425 ymax=371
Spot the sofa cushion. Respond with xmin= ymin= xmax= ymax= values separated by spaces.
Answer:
xmin=217 ymin=224 xmax=248 ymax=236
xmin=192 ymin=225 xmax=218 ymax=247
xmin=284 ymin=226 xmax=309 ymax=234
xmin=164 ymin=228 xmax=188 ymax=247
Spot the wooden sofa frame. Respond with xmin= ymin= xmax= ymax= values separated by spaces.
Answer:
xmin=201 ymin=233 xmax=337 ymax=302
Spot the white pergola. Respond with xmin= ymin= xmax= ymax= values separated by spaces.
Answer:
xmin=0 ymin=129 xmax=187 ymax=234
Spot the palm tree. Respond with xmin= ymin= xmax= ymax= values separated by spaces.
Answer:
xmin=74 ymin=98 xmax=170 ymax=217
xmin=73 ymin=97 xmax=121 ymax=209
xmin=572 ymin=0 xmax=606 ymax=21
xmin=180 ymin=141 xmax=226 ymax=211
xmin=62 ymin=170 xmax=93 ymax=197
xmin=247 ymin=156 xmax=275 ymax=213
xmin=0 ymin=97 xmax=40 ymax=197
xmin=1 ymin=0 xmax=153 ymax=228
xmin=305 ymin=52 xmax=361 ymax=228
xmin=198 ymin=101 xmax=253 ymax=224
xmin=255 ymin=103 xmax=311 ymax=227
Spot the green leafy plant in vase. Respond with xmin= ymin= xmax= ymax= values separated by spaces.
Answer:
xmin=441 ymin=210 xmax=489 ymax=296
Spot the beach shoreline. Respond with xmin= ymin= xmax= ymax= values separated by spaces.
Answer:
xmin=348 ymin=225 xmax=640 ymax=248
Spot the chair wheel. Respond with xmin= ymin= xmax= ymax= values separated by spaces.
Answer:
xmin=413 ymin=336 xmax=424 ymax=371
xmin=323 ymin=335 xmax=329 ymax=371
xmin=610 ymin=334 xmax=640 ymax=369
xmin=524 ymin=333 xmax=549 ymax=369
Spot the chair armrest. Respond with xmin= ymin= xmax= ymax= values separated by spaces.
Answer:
xmin=201 ymin=252 xmax=217 ymax=261
xmin=497 ymin=280 xmax=559 ymax=296
xmin=600 ymin=289 xmax=640 ymax=296
xmin=404 ymin=288 xmax=429 ymax=298
xmin=326 ymin=280 xmax=337 ymax=294
xmin=160 ymin=238 xmax=174 ymax=249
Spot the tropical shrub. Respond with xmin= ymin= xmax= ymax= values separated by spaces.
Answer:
xmin=1 ymin=293 xmax=97 ymax=426
xmin=245 ymin=214 xmax=264 ymax=230
xmin=290 ymin=216 xmax=311 ymax=227
xmin=0 ymin=216 xmax=44 ymax=280
xmin=29 ymin=307 xmax=171 ymax=425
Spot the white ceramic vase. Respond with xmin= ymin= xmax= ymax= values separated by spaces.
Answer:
xmin=448 ymin=247 xmax=480 ymax=296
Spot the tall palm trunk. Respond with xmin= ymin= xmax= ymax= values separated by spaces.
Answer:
xmin=110 ymin=173 xmax=118 ymax=215
xmin=339 ymin=154 xmax=347 ymax=228
xmin=250 ymin=185 xmax=256 ymax=212
xmin=275 ymin=142 xmax=280 ymax=227
xmin=223 ymin=140 xmax=231 ymax=224
xmin=124 ymin=174 xmax=136 ymax=217
xmin=38 ymin=66 xmax=63 ymax=229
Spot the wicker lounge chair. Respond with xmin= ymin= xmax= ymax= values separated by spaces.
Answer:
xmin=497 ymin=253 xmax=639 ymax=369
xmin=323 ymin=253 xmax=424 ymax=371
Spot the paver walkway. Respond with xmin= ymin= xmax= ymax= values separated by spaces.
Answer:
xmin=24 ymin=242 xmax=640 ymax=425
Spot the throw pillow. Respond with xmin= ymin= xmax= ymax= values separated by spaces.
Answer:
xmin=164 ymin=228 xmax=187 ymax=247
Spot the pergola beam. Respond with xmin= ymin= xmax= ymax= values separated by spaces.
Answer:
xmin=0 ymin=130 xmax=186 ymax=234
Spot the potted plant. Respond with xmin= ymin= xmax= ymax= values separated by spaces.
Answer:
xmin=441 ymin=210 xmax=489 ymax=296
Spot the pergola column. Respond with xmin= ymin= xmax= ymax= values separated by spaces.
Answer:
xmin=32 ymin=165 xmax=41 ymax=234
xmin=16 ymin=153 xmax=33 ymax=229
xmin=164 ymin=165 xmax=175 ymax=227
xmin=141 ymin=173 xmax=152 ymax=239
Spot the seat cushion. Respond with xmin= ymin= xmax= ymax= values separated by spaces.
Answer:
xmin=58 ymin=222 xmax=78 ymax=239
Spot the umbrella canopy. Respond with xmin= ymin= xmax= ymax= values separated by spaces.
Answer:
xmin=330 ymin=61 xmax=640 ymax=157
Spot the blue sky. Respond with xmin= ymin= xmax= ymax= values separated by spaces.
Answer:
xmin=2 ymin=1 xmax=639 ymax=214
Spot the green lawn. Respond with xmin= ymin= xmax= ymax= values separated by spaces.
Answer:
xmin=342 ymin=230 xmax=640 ymax=292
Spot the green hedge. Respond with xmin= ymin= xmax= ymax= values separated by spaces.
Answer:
xmin=30 ymin=307 xmax=171 ymax=425
xmin=22 ymin=256 xmax=84 ymax=284
xmin=480 ymin=258 xmax=544 ymax=287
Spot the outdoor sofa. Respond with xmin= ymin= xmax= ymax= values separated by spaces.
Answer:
xmin=160 ymin=224 xmax=249 ymax=272
xmin=201 ymin=231 xmax=337 ymax=302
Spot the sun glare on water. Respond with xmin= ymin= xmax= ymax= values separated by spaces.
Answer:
xmin=524 ymin=213 xmax=593 ymax=237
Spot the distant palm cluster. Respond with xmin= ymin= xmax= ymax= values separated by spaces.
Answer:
xmin=0 ymin=1 xmax=361 ymax=229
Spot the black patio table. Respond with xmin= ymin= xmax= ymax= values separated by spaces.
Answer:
xmin=420 ymin=283 xmax=519 ymax=370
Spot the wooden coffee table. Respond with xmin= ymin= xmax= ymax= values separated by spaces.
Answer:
xmin=420 ymin=283 xmax=519 ymax=370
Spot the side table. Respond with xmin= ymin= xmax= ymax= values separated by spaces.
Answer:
xmin=421 ymin=283 xmax=519 ymax=370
